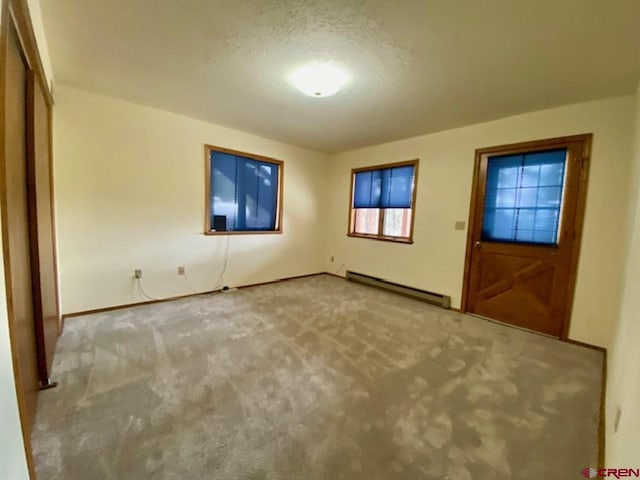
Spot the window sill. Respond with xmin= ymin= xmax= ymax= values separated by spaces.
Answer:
xmin=347 ymin=232 xmax=413 ymax=244
xmin=205 ymin=230 xmax=282 ymax=236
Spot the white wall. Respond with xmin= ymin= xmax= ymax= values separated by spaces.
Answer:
xmin=324 ymin=95 xmax=637 ymax=348
xmin=54 ymin=85 xmax=329 ymax=314
xmin=606 ymin=84 xmax=640 ymax=464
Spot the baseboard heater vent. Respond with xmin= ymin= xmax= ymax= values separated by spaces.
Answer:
xmin=346 ymin=271 xmax=451 ymax=309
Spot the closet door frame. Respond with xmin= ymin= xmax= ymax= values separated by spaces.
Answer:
xmin=0 ymin=0 xmax=58 ymax=478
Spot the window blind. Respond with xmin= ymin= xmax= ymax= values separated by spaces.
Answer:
xmin=353 ymin=165 xmax=415 ymax=209
xmin=210 ymin=151 xmax=279 ymax=231
xmin=482 ymin=149 xmax=566 ymax=245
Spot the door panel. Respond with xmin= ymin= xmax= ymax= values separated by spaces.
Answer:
xmin=463 ymin=136 xmax=591 ymax=337
xmin=3 ymin=21 xmax=39 ymax=429
xmin=27 ymin=71 xmax=59 ymax=379
xmin=470 ymin=247 xmax=560 ymax=334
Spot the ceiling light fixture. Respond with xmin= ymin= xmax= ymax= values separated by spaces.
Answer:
xmin=289 ymin=63 xmax=350 ymax=98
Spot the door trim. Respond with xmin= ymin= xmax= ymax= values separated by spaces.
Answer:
xmin=0 ymin=0 xmax=56 ymax=478
xmin=460 ymin=133 xmax=592 ymax=339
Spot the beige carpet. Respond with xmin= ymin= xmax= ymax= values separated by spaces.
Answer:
xmin=32 ymin=274 xmax=603 ymax=479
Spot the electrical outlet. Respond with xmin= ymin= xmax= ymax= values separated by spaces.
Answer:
xmin=178 ymin=266 xmax=186 ymax=275
xmin=454 ymin=221 xmax=466 ymax=230
xmin=614 ymin=405 xmax=622 ymax=432
xmin=134 ymin=269 xmax=142 ymax=279
xmin=330 ymin=256 xmax=335 ymax=262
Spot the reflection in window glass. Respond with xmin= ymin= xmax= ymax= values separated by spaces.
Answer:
xmin=210 ymin=151 xmax=280 ymax=232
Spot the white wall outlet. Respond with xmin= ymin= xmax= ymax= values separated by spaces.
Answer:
xmin=454 ymin=221 xmax=466 ymax=230
xmin=134 ymin=269 xmax=142 ymax=279
xmin=178 ymin=266 xmax=186 ymax=275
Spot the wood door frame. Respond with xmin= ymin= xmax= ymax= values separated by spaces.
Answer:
xmin=0 ymin=0 xmax=57 ymax=478
xmin=460 ymin=134 xmax=592 ymax=339
xmin=27 ymin=68 xmax=59 ymax=381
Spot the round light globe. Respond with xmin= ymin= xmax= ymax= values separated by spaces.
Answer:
xmin=289 ymin=63 xmax=350 ymax=98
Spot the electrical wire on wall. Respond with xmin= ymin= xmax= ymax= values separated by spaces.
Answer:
xmin=181 ymin=270 xmax=198 ymax=294
xmin=132 ymin=235 xmax=232 ymax=303
xmin=213 ymin=235 xmax=231 ymax=291
xmin=136 ymin=277 xmax=161 ymax=301
xmin=335 ymin=262 xmax=347 ymax=276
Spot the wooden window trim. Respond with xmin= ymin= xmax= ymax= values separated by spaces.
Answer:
xmin=347 ymin=159 xmax=419 ymax=244
xmin=204 ymin=144 xmax=284 ymax=236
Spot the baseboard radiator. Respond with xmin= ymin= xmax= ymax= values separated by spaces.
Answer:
xmin=345 ymin=271 xmax=451 ymax=309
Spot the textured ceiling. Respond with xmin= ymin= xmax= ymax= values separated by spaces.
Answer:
xmin=41 ymin=0 xmax=640 ymax=153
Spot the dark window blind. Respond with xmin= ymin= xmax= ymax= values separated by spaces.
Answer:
xmin=210 ymin=151 xmax=279 ymax=231
xmin=482 ymin=148 xmax=567 ymax=245
xmin=353 ymin=165 xmax=415 ymax=209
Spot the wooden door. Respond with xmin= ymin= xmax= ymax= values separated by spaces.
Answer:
xmin=1 ymin=2 xmax=60 ymax=477
xmin=462 ymin=135 xmax=591 ymax=338
xmin=1 ymin=20 xmax=40 ymax=430
xmin=27 ymin=71 xmax=60 ymax=381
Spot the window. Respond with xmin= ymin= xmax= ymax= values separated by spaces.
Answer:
xmin=348 ymin=160 xmax=418 ymax=243
xmin=482 ymin=148 xmax=567 ymax=245
xmin=205 ymin=145 xmax=283 ymax=234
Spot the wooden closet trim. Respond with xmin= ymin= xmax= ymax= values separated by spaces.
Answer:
xmin=0 ymin=0 xmax=56 ymax=478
